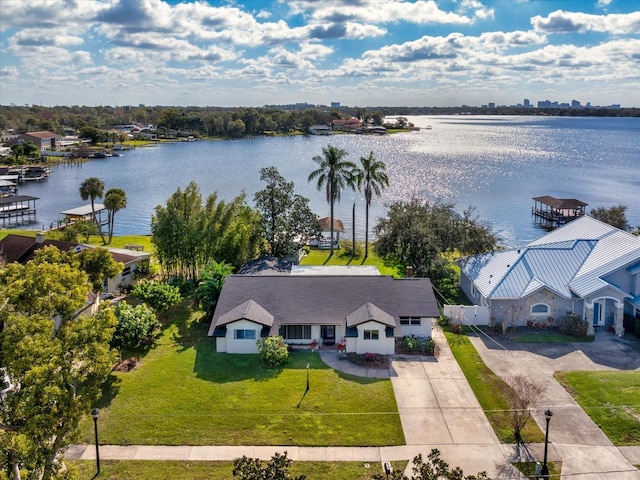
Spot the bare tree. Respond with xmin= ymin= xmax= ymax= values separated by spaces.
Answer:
xmin=508 ymin=375 xmax=547 ymax=442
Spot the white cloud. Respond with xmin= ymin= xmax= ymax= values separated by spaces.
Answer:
xmin=284 ymin=0 xmax=482 ymax=25
xmin=532 ymin=9 xmax=640 ymax=34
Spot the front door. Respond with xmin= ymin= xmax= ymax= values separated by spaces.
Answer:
xmin=593 ymin=302 xmax=603 ymax=326
xmin=321 ymin=325 xmax=335 ymax=345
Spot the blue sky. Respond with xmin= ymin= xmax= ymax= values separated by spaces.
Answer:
xmin=1 ymin=0 xmax=638 ymax=107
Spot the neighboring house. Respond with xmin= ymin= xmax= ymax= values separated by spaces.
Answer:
xmin=6 ymin=131 xmax=62 ymax=151
xmin=0 ymin=233 xmax=150 ymax=293
xmin=308 ymin=124 xmax=331 ymax=135
xmin=208 ymin=274 xmax=439 ymax=355
xmin=458 ymin=216 xmax=640 ymax=335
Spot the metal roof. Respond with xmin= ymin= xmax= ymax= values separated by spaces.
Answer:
xmin=461 ymin=216 xmax=640 ymax=300
xmin=532 ymin=196 xmax=588 ymax=209
xmin=60 ymin=204 xmax=106 ymax=216
xmin=291 ymin=265 xmax=380 ymax=276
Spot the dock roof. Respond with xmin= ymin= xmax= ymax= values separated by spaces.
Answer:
xmin=532 ymin=195 xmax=588 ymax=209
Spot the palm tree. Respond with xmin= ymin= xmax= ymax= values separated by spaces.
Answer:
xmin=79 ymin=177 xmax=106 ymax=244
xmin=104 ymin=188 xmax=127 ymax=243
xmin=308 ymin=145 xmax=356 ymax=254
xmin=353 ymin=151 xmax=389 ymax=258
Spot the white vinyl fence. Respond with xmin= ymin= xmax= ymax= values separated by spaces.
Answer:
xmin=443 ymin=305 xmax=490 ymax=326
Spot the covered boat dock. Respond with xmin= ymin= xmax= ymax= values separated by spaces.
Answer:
xmin=0 ymin=195 xmax=39 ymax=226
xmin=532 ymin=195 xmax=587 ymax=229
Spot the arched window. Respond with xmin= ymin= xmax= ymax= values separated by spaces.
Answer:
xmin=531 ymin=303 xmax=549 ymax=315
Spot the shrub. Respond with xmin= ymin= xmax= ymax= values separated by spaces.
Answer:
xmin=450 ymin=322 xmax=463 ymax=334
xmin=338 ymin=240 xmax=363 ymax=258
xmin=131 ymin=279 xmax=182 ymax=311
xmin=438 ymin=315 xmax=450 ymax=327
xmin=168 ymin=276 xmax=195 ymax=296
xmin=558 ymin=312 xmax=589 ymax=337
xmin=111 ymin=302 xmax=160 ymax=350
xmin=257 ymin=336 xmax=289 ymax=367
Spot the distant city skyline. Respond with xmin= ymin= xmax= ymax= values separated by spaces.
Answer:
xmin=1 ymin=0 xmax=639 ymax=108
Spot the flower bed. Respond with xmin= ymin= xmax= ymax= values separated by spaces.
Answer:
xmin=345 ymin=352 xmax=390 ymax=369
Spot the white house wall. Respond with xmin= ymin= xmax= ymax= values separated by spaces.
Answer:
xmin=217 ymin=336 xmax=227 ymax=353
xmin=398 ymin=318 xmax=434 ymax=338
xmin=225 ymin=319 xmax=261 ymax=354
xmin=354 ymin=320 xmax=395 ymax=355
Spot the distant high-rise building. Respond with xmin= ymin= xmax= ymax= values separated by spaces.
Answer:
xmin=571 ymin=99 xmax=581 ymax=108
xmin=331 ymin=102 xmax=340 ymax=109
xmin=523 ymin=99 xmax=530 ymax=108
xmin=488 ymin=102 xmax=495 ymax=108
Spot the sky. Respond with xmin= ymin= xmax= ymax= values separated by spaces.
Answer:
xmin=0 ymin=0 xmax=639 ymax=108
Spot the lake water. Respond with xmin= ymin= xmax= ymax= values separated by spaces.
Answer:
xmin=15 ymin=115 xmax=640 ymax=247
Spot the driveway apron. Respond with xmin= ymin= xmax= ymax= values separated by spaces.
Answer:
xmin=390 ymin=327 xmax=499 ymax=446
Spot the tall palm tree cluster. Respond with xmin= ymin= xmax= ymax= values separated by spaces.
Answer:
xmin=308 ymin=145 xmax=388 ymax=257
xmin=79 ymin=177 xmax=127 ymax=244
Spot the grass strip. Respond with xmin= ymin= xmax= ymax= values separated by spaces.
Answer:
xmin=555 ymin=371 xmax=640 ymax=446
xmin=70 ymin=460 xmax=408 ymax=480
xmin=511 ymin=332 xmax=594 ymax=343
xmin=444 ymin=331 xmax=545 ymax=443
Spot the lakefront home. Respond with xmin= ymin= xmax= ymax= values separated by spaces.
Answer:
xmin=208 ymin=274 xmax=439 ymax=355
xmin=0 ymin=233 xmax=151 ymax=294
xmin=458 ymin=216 xmax=640 ymax=335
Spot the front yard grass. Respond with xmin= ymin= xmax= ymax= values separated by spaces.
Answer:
xmin=555 ymin=371 xmax=640 ymax=445
xmin=78 ymin=299 xmax=404 ymax=446
xmin=70 ymin=460 xmax=408 ymax=480
xmin=444 ymin=331 xmax=545 ymax=444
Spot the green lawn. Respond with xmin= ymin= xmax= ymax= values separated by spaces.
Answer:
xmin=555 ymin=371 xmax=640 ymax=445
xmin=78 ymin=299 xmax=404 ymax=446
xmin=70 ymin=460 xmax=408 ymax=480
xmin=300 ymin=247 xmax=404 ymax=277
xmin=510 ymin=331 xmax=594 ymax=343
xmin=444 ymin=331 xmax=545 ymax=443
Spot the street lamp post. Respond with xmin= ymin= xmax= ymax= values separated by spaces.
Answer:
xmin=91 ymin=408 xmax=100 ymax=475
xmin=541 ymin=409 xmax=553 ymax=478
xmin=306 ymin=363 xmax=310 ymax=392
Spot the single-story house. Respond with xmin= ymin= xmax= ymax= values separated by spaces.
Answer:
xmin=208 ymin=275 xmax=439 ymax=355
xmin=458 ymin=216 xmax=640 ymax=335
xmin=0 ymin=233 xmax=151 ymax=293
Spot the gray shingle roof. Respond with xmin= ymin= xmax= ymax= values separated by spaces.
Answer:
xmin=217 ymin=299 xmax=274 ymax=327
xmin=208 ymin=275 xmax=439 ymax=336
xmin=346 ymin=302 xmax=396 ymax=328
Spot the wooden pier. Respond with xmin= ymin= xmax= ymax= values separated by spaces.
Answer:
xmin=532 ymin=195 xmax=587 ymax=229
xmin=0 ymin=195 xmax=39 ymax=226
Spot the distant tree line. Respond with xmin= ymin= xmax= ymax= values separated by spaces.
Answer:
xmin=2 ymin=104 xmax=637 ymax=140
xmin=0 ymin=104 xmax=383 ymax=139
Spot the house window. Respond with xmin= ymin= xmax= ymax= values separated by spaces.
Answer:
xmin=400 ymin=317 xmax=421 ymax=326
xmin=531 ymin=304 xmax=549 ymax=315
xmin=234 ymin=329 xmax=256 ymax=340
xmin=363 ymin=330 xmax=379 ymax=340
xmin=122 ymin=265 xmax=131 ymax=276
xmin=281 ymin=325 xmax=311 ymax=340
